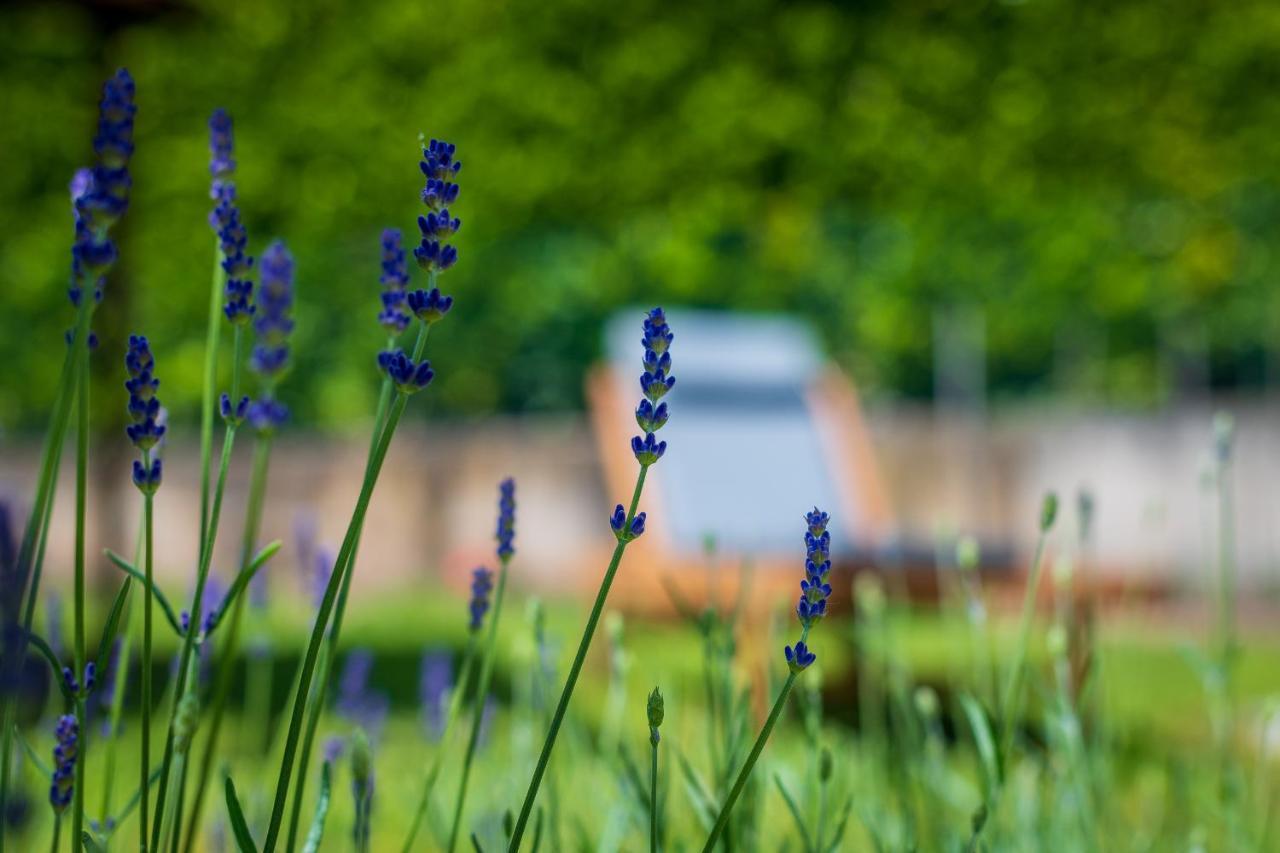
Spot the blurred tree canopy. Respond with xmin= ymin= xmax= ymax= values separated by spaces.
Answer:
xmin=3 ymin=0 xmax=1280 ymax=432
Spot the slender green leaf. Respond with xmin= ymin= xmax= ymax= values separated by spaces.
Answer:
xmin=22 ymin=632 xmax=70 ymax=699
xmin=471 ymin=832 xmax=485 ymax=852
xmin=824 ymin=794 xmax=854 ymax=853
xmin=300 ymin=761 xmax=332 ymax=853
xmin=105 ymin=763 xmax=164 ymax=833
xmin=206 ymin=540 xmax=281 ymax=636
xmin=224 ymin=776 xmax=258 ymax=853
xmin=105 ymin=550 xmax=183 ymax=637
xmin=773 ymin=773 xmax=815 ymax=853
xmin=13 ymin=724 xmax=52 ymax=778
xmin=672 ymin=743 xmax=718 ymax=829
xmin=529 ymin=807 xmax=544 ymax=853
xmin=94 ymin=576 xmax=132 ymax=668
xmin=960 ymin=692 xmax=1000 ymax=797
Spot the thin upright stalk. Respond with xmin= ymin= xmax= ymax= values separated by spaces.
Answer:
xmin=261 ymin=326 xmax=429 ymax=850
xmin=285 ymin=340 xmax=400 ymax=853
xmin=49 ymin=815 xmax=61 ymax=853
xmin=72 ymin=324 xmax=91 ymax=851
xmin=181 ymin=434 xmax=273 ymax=853
xmin=401 ymin=641 xmax=478 ymax=852
xmin=152 ymin=327 xmax=244 ymax=851
xmin=99 ymin=523 xmax=140 ymax=829
xmin=199 ymin=241 xmax=226 ymax=553
xmin=649 ymin=736 xmax=659 ymax=853
xmin=702 ymin=662 xmax=804 ymax=853
xmin=507 ymin=465 xmax=650 ymax=851
xmin=446 ymin=561 xmax=511 ymax=852
xmin=997 ymin=530 xmax=1049 ymax=778
xmin=140 ymin=469 xmax=155 ymax=853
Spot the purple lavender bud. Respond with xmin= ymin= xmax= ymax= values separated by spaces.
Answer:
xmin=131 ymin=458 xmax=162 ymax=495
xmin=468 ymin=568 xmax=494 ymax=633
xmin=124 ymin=335 xmax=166 ymax=451
xmin=247 ymin=398 xmax=289 ymax=435
xmin=495 ymin=478 xmax=516 ymax=563
xmin=414 ymin=139 xmax=462 ymax=274
xmin=784 ymin=640 xmax=816 ymax=673
xmin=405 ymin=287 xmax=453 ymax=326
xmin=62 ymin=666 xmax=78 ymax=694
xmin=377 ymin=349 xmax=434 ymax=394
xmin=630 ymin=308 xmax=674 ymax=466
xmin=220 ymin=392 xmax=250 ymax=426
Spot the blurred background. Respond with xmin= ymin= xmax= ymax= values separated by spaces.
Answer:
xmin=3 ymin=0 xmax=1280 ymax=848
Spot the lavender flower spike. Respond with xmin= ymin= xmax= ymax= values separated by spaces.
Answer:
xmin=495 ymin=478 xmax=516 ymax=563
xmin=251 ymin=240 xmax=296 ymax=381
xmin=786 ymin=507 xmax=833 ymax=672
xmin=49 ymin=714 xmax=78 ymax=812
xmin=468 ymin=567 xmax=494 ymax=633
xmin=631 ymin=308 xmax=674 ymax=466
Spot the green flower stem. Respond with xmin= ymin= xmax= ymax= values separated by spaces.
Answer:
xmin=285 ymin=336 xmax=402 ymax=853
xmin=49 ymin=814 xmax=61 ymax=853
xmin=181 ymin=433 xmax=274 ymax=853
xmin=400 ymin=639 xmax=478 ymax=853
xmin=702 ymin=642 xmax=806 ymax=853
xmin=139 ymin=480 xmax=155 ymax=852
xmin=996 ymin=529 xmax=1049 ymax=781
xmin=650 ymin=735 xmax=659 ymax=853
xmin=261 ymin=324 xmax=429 ymax=851
xmin=200 ymin=241 xmax=227 ymax=550
xmin=152 ymin=326 xmax=244 ymax=851
xmin=446 ymin=559 xmax=512 ymax=853
xmin=99 ymin=520 xmax=141 ymax=828
xmin=508 ymin=463 xmax=650 ymax=851
xmin=72 ymin=315 xmax=92 ymax=852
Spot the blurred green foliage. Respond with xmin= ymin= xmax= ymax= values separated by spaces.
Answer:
xmin=3 ymin=0 xmax=1280 ymax=431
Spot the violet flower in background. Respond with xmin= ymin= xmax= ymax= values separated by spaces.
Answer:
xmin=417 ymin=650 xmax=452 ymax=742
xmin=468 ymin=568 xmax=494 ymax=633
xmin=335 ymin=649 xmax=389 ymax=742
xmin=248 ymin=239 xmax=295 ymax=433
xmin=377 ymin=229 xmax=412 ymax=335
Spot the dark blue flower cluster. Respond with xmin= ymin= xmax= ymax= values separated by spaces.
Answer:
xmin=609 ymin=505 xmax=646 ymax=541
xmin=377 ymin=349 xmax=435 ymax=394
xmin=49 ymin=714 xmax=78 ymax=812
xmin=124 ymin=335 xmax=164 ymax=450
xmin=124 ymin=335 xmax=164 ymax=494
xmin=69 ymin=69 xmax=137 ymax=326
xmin=220 ymin=392 xmax=249 ymax=427
xmin=632 ymin=309 xmax=674 ymax=465
xmin=61 ymin=662 xmax=95 ymax=696
xmin=785 ymin=508 xmax=832 ymax=674
xmin=495 ymin=478 xmax=516 ymax=563
xmin=468 ymin=567 xmax=494 ymax=633
xmin=377 ymin=229 xmax=412 ymax=335
xmin=416 ymin=139 xmax=461 ymax=270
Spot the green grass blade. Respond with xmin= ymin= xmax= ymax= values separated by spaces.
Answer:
xmin=224 ymin=776 xmax=259 ymax=853
xmin=959 ymin=693 xmax=1000 ymax=797
xmin=93 ymin=576 xmax=132 ymax=668
xmin=300 ymin=761 xmax=332 ymax=853
xmin=773 ymin=773 xmax=815 ymax=853
xmin=105 ymin=550 xmax=183 ymax=637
